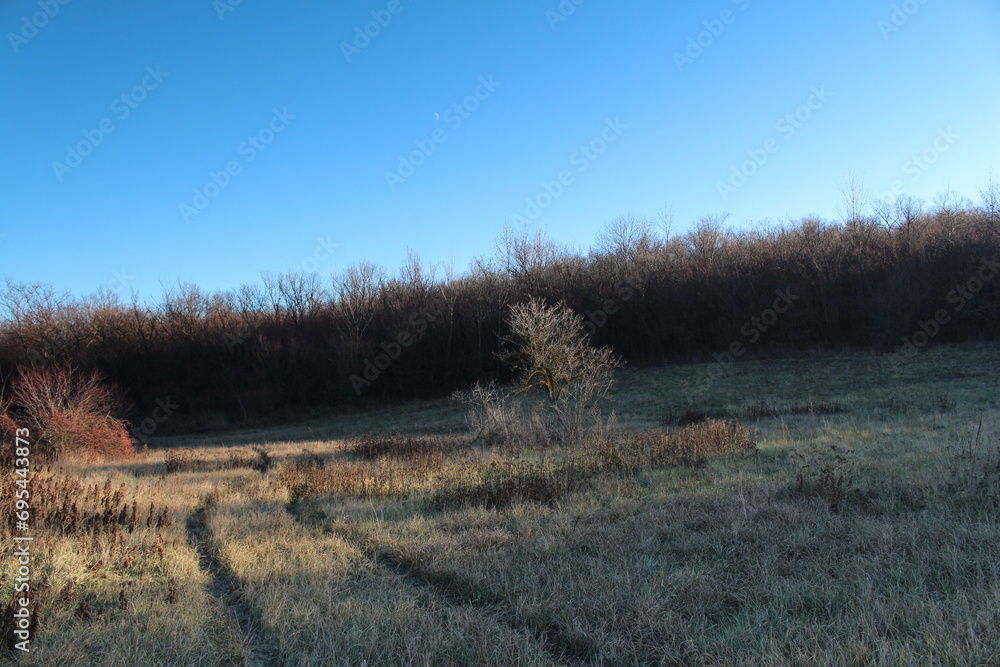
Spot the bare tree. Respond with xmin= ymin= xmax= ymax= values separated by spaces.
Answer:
xmin=595 ymin=215 xmax=657 ymax=263
xmin=836 ymin=170 xmax=871 ymax=224
xmin=685 ymin=215 xmax=730 ymax=271
xmin=161 ymin=281 xmax=210 ymax=340
xmin=656 ymin=205 xmax=675 ymax=239
xmin=494 ymin=224 xmax=565 ymax=293
xmin=503 ymin=297 xmax=622 ymax=444
xmin=275 ymin=272 xmax=326 ymax=325
xmin=0 ymin=279 xmax=75 ymax=366
xmin=979 ymin=173 xmax=999 ymax=225
xmin=333 ymin=262 xmax=384 ymax=356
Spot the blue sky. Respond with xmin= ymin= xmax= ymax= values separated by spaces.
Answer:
xmin=2 ymin=0 xmax=999 ymax=300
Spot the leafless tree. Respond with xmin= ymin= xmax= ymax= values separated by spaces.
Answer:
xmin=13 ymin=363 xmax=123 ymax=420
xmin=495 ymin=225 xmax=565 ymax=294
xmin=595 ymin=215 xmax=657 ymax=263
xmin=979 ymin=173 xmax=999 ymax=225
xmin=836 ymin=170 xmax=871 ymax=224
xmin=333 ymin=262 xmax=384 ymax=356
xmin=503 ymin=297 xmax=622 ymax=444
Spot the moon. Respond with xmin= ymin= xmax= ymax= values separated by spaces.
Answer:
xmin=434 ymin=113 xmax=440 ymax=120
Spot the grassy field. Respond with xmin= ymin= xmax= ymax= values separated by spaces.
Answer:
xmin=2 ymin=344 xmax=999 ymax=665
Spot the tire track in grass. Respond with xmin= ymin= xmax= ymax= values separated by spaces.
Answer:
xmin=287 ymin=503 xmax=596 ymax=666
xmin=369 ymin=547 xmax=596 ymax=665
xmin=187 ymin=504 xmax=283 ymax=667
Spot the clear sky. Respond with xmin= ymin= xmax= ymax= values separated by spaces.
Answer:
xmin=2 ymin=0 xmax=999 ymax=300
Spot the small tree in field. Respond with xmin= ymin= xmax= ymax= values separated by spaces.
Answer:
xmin=502 ymin=297 xmax=622 ymax=444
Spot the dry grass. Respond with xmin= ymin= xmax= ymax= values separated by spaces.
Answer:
xmin=164 ymin=446 xmax=272 ymax=475
xmin=0 ymin=464 xmax=251 ymax=664
xmin=278 ymin=438 xmax=466 ymax=503
xmin=594 ymin=419 xmax=757 ymax=470
xmin=431 ymin=458 xmax=600 ymax=511
xmin=3 ymin=343 xmax=999 ymax=664
xmin=342 ymin=434 xmax=457 ymax=461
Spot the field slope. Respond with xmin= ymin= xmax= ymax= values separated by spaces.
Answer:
xmin=3 ymin=344 xmax=999 ymax=665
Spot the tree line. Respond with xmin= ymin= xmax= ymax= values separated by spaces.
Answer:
xmin=2 ymin=188 xmax=998 ymax=435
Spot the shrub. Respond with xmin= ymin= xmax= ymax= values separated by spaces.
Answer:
xmin=13 ymin=364 xmax=124 ymax=420
xmin=39 ymin=409 xmax=135 ymax=461
xmin=453 ymin=382 xmax=550 ymax=449
xmin=454 ymin=299 xmax=624 ymax=450
xmin=502 ymin=298 xmax=623 ymax=445
xmin=10 ymin=365 xmax=133 ymax=461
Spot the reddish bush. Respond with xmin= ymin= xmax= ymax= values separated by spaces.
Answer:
xmin=0 ymin=414 xmax=17 ymax=433
xmin=8 ymin=365 xmax=133 ymax=461
xmin=13 ymin=364 xmax=124 ymax=420
xmin=39 ymin=409 xmax=135 ymax=461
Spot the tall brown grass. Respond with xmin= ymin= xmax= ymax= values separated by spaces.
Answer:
xmin=593 ymin=419 xmax=757 ymax=470
xmin=282 ymin=421 xmax=756 ymax=510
